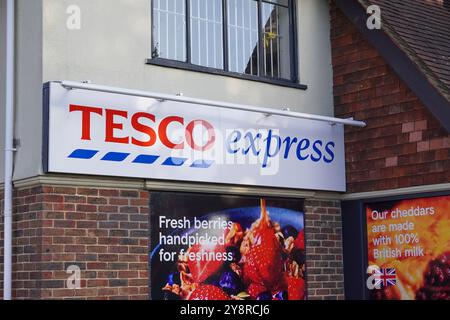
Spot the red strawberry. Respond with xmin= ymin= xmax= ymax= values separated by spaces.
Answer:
xmin=247 ymin=282 xmax=268 ymax=299
xmin=241 ymin=199 xmax=284 ymax=290
xmin=187 ymin=243 xmax=226 ymax=283
xmin=225 ymin=222 xmax=244 ymax=246
xmin=294 ymin=230 xmax=305 ymax=250
xmin=271 ymin=276 xmax=288 ymax=293
xmin=287 ymin=277 xmax=305 ymax=300
xmin=188 ymin=285 xmax=231 ymax=301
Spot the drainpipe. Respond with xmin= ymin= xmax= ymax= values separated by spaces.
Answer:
xmin=3 ymin=0 xmax=15 ymax=301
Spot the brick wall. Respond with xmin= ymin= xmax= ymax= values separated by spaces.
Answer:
xmin=331 ymin=2 xmax=450 ymax=193
xmin=0 ymin=184 xmax=344 ymax=300
xmin=0 ymin=185 xmax=149 ymax=300
xmin=304 ymin=199 xmax=344 ymax=300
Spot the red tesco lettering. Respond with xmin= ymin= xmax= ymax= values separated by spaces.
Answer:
xmin=69 ymin=105 xmax=216 ymax=151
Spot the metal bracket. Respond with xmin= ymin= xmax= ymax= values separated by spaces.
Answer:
xmin=59 ymin=81 xmax=368 ymax=128
xmin=63 ymin=80 xmax=91 ymax=90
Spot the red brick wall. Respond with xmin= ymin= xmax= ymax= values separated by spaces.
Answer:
xmin=331 ymin=2 xmax=450 ymax=193
xmin=0 ymin=185 xmax=149 ymax=300
xmin=304 ymin=199 xmax=344 ymax=300
xmin=0 ymin=184 xmax=344 ymax=300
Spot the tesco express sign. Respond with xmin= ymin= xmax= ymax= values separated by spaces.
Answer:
xmin=45 ymin=82 xmax=346 ymax=192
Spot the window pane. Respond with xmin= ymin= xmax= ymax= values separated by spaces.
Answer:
xmin=190 ymin=0 xmax=224 ymax=69
xmin=151 ymin=0 xmax=295 ymax=81
xmin=261 ymin=2 xmax=291 ymax=79
xmin=228 ymin=0 xmax=259 ymax=76
xmin=153 ymin=0 xmax=187 ymax=61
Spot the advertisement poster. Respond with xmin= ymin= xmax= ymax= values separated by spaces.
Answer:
xmin=150 ymin=192 xmax=306 ymax=301
xmin=366 ymin=195 xmax=450 ymax=300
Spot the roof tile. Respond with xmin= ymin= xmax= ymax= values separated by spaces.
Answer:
xmin=365 ymin=0 xmax=450 ymax=90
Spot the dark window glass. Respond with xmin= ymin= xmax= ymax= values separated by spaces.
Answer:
xmin=152 ymin=0 xmax=297 ymax=82
xmin=152 ymin=0 xmax=187 ymax=61
xmin=228 ymin=0 xmax=259 ymax=75
xmin=190 ymin=0 xmax=224 ymax=69
xmin=261 ymin=2 xmax=291 ymax=79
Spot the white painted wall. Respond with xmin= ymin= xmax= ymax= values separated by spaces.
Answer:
xmin=298 ymin=0 xmax=335 ymax=112
xmin=11 ymin=0 xmax=43 ymax=181
xmin=43 ymin=0 xmax=333 ymax=114
xmin=0 ymin=0 xmax=6 ymax=181
xmin=1 ymin=0 xmax=334 ymax=182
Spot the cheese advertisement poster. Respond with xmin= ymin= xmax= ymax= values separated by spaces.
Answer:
xmin=366 ymin=195 xmax=450 ymax=300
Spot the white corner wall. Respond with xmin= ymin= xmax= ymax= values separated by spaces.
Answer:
xmin=0 ymin=0 xmax=44 ymax=182
xmin=297 ymin=0 xmax=334 ymax=115
xmin=10 ymin=0 xmax=44 ymax=181
xmin=42 ymin=0 xmax=333 ymax=114
xmin=5 ymin=0 xmax=334 ymax=182
xmin=0 ymin=0 xmax=6 ymax=181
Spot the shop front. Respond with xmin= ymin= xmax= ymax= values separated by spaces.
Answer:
xmin=1 ymin=0 xmax=352 ymax=300
xmin=33 ymin=80 xmax=360 ymax=300
xmin=3 ymin=0 xmax=448 ymax=302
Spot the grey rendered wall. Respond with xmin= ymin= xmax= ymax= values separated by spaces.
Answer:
xmin=0 ymin=0 xmax=6 ymax=181
xmin=3 ymin=0 xmax=334 ymax=182
xmin=11 ymin=0 xmax=43 ymax=181
xmin=42 ymin=0 xmax=333 ymax=113
xmin=298 ymin=0 xmax=334 ymax=115
xmin=0 ymin=0 xmax=43 ymax=182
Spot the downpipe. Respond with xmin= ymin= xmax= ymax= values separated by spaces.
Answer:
xmin=3 ymin=0 xmax=15 ymax=301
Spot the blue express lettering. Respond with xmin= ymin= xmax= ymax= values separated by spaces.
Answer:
xmin=226 ymin=129 xmax=336 ymax=167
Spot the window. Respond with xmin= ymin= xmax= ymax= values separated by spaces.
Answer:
xmin=153 ymin=0 xmax=187 ymax=62
xmin=151 ymin=0 xmax=298 ymax=83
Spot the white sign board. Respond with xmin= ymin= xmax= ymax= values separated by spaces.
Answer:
xmin=45 ymin=82 xmax=346 ymax=192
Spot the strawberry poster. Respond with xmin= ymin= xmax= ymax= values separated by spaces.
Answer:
xmin=149 ymin=192 xmax=306 ymax=301
xmin=366 ymin=195 xmax=450 ymax=300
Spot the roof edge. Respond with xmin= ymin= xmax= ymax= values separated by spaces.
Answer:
xmin=335 ymin=0 xmax=450 ymax=133
xmin=357 ymin=0 xmax=450 ymax=102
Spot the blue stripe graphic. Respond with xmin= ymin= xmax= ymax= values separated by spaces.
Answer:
xmin=162 ymin=157 xmax=188 ymax=167
xmin=190 ymin=160 xmax=215 ymax=169
xmin=68 ymin=150 xmax=214 ymax=169
xmin=68 ymin=149 xmax=99 ymax=160
xmin=133 ymin=155 xmax=160 ymax=164
xmin=101 ymin=152 xmax=130 ymax=162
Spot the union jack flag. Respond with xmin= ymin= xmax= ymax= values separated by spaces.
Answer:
xmin=374 ymin=268 xmax=397 ymax=287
